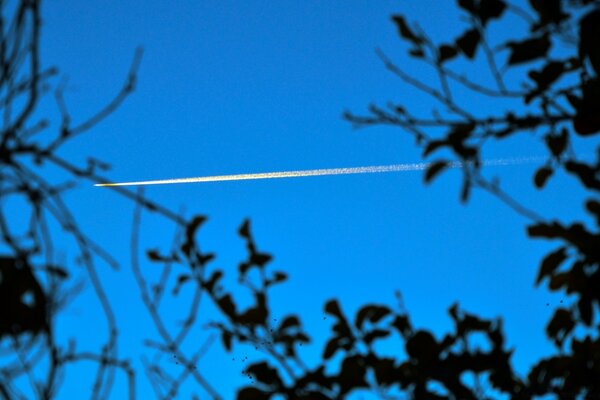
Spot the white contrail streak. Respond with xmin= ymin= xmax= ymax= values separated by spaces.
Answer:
xmin=94 ymin=156 xmax=541 ymax=187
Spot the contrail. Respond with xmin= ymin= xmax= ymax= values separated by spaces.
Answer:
xmin=94 ymin=156 xmax=542 ymax=187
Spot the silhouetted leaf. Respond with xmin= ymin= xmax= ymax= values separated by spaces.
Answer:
xmin=355 ymin=305 xmax=391 ymax=329
xmin=534 ymin=166 xmax=553 ymax=188
xmin=239 ymin=261 xmax=250 ymax=275
xmin=272 ymin=271 xmax=287 ymax=283
xmin=506 ymin=34 xmax=551 ymax=65
xmin=579 ymin=10 xmax=600 ymax=75
xmin=548 ymin=271 xmax=569 ymax=291
xmin=527 ymin=222 xmax=563 ymax=239
xmin=577 ymin=296 xmax=593 ymax=326
xmin=585 ymin=199 xmax=600 ymax=226
xmin=391 ymin=15 xmax=423 ymax=45
xmin=438 ymin=44 xmax=458 ymax=63
xmin=203 ymin=270 xmax=223 ymax=293
xmin=529 ymin=61 xmax=564 ymax=90
xmin=423 ymin=140 xmax=447 ymax=157
xmin=363 ymin=329 xmax=391 ymax=344
xmin=545 ymin=129 xmax=568 ymax=158
xmin=324 ymin=299 xmax=343 ymax=319
xmin=172 ymin=274 xmax=191 ymax=296
xmin=565 ymin=161 xmax=600 ymax=191
xmin=371 ymin=357 xmax=397 ymax=386
xmin=478 ymin=0 xmax=506 ymax=25
xmin=147 ymin=249 xmax=178 ymax=263
xmin=546 ymin=308 xmax=574 ymax=347
xmin=391 ymin=314 xmax=411 ymax=337
xmin=199 ymin=252 xmax=215 ymax=265
xmin=250 ymin=252 xmax=272 ymax=267
xmin=456 ymin=28 xmax=480 ymax=59
xmin=238 ymin=219 xmax=251 ymax=238
xmin=238 ymin=293 xmax=268 ymax=326
xmin=424 ymin=160 xmax=449 ymax=183
xmin=338 ymin=355 xmax=368 ymax=394
xmin=536 ymin=247 xmax=567 ymax=285
xmin=323 ymin=337 xmax=342 ymax=360
xmin=406 ymin=330 xmax=438 ymax=363
xmin=279 ymin=316 xmax=300 ymax=331
xmin=181 ymin=215 xmax=207 ymax=255
xmin=529 ymin=0 xmax=568 ymax=28
xmin=246 ymin=361 xmax=283 ymax=387
xmin=458 ymin=0 xmax=477 ymax=14
xmin=237 ymin=387 xmax=271 ymax=400
xmin=221 ymin=330 xmax=233 ymax=351
xmin=217 ymin=294 xmax=237 ymax=319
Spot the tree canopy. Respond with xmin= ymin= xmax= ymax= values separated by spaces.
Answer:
xmin=1 ymin=0 xmax=599 ymax=399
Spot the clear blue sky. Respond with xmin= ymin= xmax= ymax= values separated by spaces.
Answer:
xmin=33 ymin=1 xmax=591 ymax=398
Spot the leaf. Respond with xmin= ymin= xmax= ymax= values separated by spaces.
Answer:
xmin=338 ymin=355 xmax=369 ymax=394
xmin=217 ymin=294 xmax=237 ymax=319
xmin=457 ymin=0 xmax=477 ymax=14
xmin=405 ymin=330 xmax=438 ymax=362
xmin=536 ymin=247 xmax=567 ymax=285
xmin=250 ymin=252 xmax=272 ymax=267
xmin=172 ymin=274 xmax=191 ymax=296
xmin=424 ymin=161 xmax=448 ymax=184
xmin=456 ymin=28 xmax=480 ymax=59
xmin=221 ymin=330 xmax=233 ymax=351
xmin=529 ymin=0 xmax=568 ymax=28
xmin=478 ymin=0 xmax=506 ymax=25
xmin=246 ymin=361 xmax=283 ymax=387
xmin=527 ymin=222 xmax=563 ymax=239
xmin=181 ymin=215 xmax=207 ymax=255
xmin=580 ymin=10 xmax=600 ymax=75
xmin=506 ymin=34 xmax=551 ymax=65
xmin=545 ymin=129 xmax=568 ymax=158
xmin=391 ymin=15 xmax=423 ymax=45
xmin=363 ymin=329 xmax=391 ymax=344
xmin=438 ymin=44 xmax=458 ymax=63
xmin=371 ymin=357 xmax=398 ymax=386
xmin=324 ymin=299 xmax=343 ymax=318
xmin=355 ymin=305 xmax=391 ymax=329
xmin=323 ymin=337 xmax=341 ymax=360
xmin=238 ymin=219 xmax=251 ymax=238
xmin=546 ymin=308 xmax=574 ymax=347
xmin=237 ymin=387 xmax=271 ymax=400
xmin=147 ymin=249 xmax=163 ymax=261
xmin=238 ymin=293 xmax=268 ymax=326
xmin=203 ymin=270 xmax=223 ymax=293
xmin=585 ymin=199 xmax=600 ymax=226
xmin=278 ymin=315 xmax=300 ymax=331
xmin=423 ymin=140 xmax=447 ymax=157
xmin=529 ymin=61 xmax=564 ymax=90
xmin=534 ymin=166 xmax=553 ymax=189
xmin=565 ymin=161 xmax=600 ymax=191
xmin=272 ymin=271 xmax=287 ymax=283
xmin=199 ymin=252 xmax=215 ymax=265
xmin=549 ymin=272 xmax=569 ymax=290
xmin=147 ymin=249 xmax=178 ymax=263
xmin=391 ymin=315 xmax=411 ymax=337
xmin=578 ymin=296 xmax=593 ymax=326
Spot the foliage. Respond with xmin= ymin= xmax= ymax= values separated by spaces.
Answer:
xmin=2 ymin=0 xmax=600 ymax=399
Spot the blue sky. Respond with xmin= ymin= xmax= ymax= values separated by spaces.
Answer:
xmin=30 ymin=1 xmax=593 ymax=398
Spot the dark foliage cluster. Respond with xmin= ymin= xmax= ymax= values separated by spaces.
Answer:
xmin=0 ymin=1 xmax=181 ymax=398
xmin=1 ymin=0 xmax=600 ymax=399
